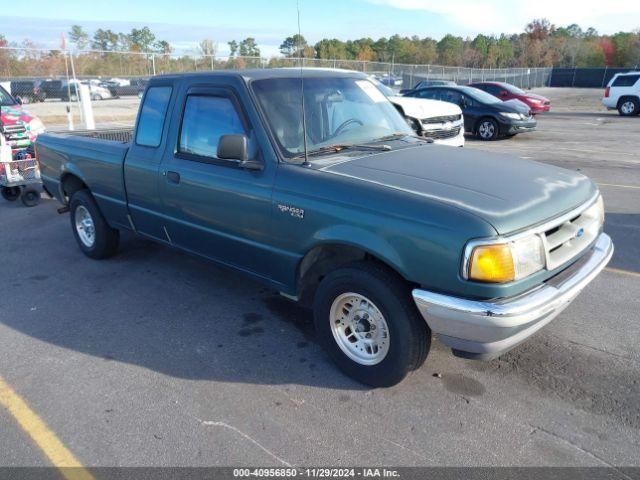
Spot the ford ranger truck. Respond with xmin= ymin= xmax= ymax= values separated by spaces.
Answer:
xmin=37 ymin=69 xmax=613 ymax=387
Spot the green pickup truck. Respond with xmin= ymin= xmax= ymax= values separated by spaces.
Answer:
xmin=37 ymin=69 xmax=613 ymax=387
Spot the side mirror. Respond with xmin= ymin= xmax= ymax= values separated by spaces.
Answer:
xmin=15 ymin=96 xmax=23 ymax=105
xmin=217 ymin=134 xmax=263 ymax=171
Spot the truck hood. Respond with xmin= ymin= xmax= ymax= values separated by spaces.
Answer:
xmin=320 ymin=145 xmax=597 ymax=234
xmin=388 ymin=96 xmax=462 ymax=119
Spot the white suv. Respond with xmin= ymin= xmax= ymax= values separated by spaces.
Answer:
xmin=602 ymin=72 xmax=640 ymax=116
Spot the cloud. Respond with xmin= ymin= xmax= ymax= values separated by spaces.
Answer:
xmin=366 ymin=0 xmax=640 ymax=35
xmin=366 ymin=0 xmax=506 ymax=31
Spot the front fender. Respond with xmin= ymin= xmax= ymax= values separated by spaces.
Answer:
xmin=312 ymin=224 xmax=408 ymax=278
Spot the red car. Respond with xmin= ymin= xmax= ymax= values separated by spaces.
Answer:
xmin=468 ymin=82 xmax=551 ymax=114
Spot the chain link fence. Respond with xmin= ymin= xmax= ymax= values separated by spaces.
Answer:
xmin=0 ymin=46 xmax=552 ymax=128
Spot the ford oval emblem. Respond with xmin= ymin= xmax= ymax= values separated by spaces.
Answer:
xmin=576 ymin=228 xmax=585 ymax=239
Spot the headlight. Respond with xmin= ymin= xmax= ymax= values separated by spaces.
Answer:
xmin=500 ymin=112 xmax=523 ymax=120
xmin=585 ymin=195 xmax=605 ymax=227
xmin=29 ymin=118 xmax=46 ymax=135
xmin=465 ymin=234 xmax=545 ymax=283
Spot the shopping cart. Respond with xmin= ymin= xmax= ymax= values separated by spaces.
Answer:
xmin=0 ymin=145 xmax=42 ymax=208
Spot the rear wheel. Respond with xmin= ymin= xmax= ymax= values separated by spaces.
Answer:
xmin=1 ymin=186 xmax=21 ymax=202
xmin=69 ymin=190 xmax=119 ymax=259
xmin=313 ymin=261 xmax=430 ymax=387
xmin=477 ymin=118 xmax=499 ymax=140
xmin=618 ymin=97 xmax=639 ymax=116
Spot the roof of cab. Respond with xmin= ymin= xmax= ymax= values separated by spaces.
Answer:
xmin=151 ymin=68 xmax=368 ymax=83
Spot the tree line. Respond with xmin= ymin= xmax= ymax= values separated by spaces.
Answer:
xmin=1 ymin=19 xmax=639 ymax=79
xmin=281 ymin=20 xmax=640 ymax=68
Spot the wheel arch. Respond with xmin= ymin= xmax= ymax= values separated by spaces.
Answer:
xmin=617 ymin=95 xmax=640 ymax=108
xmin=474 ymin=115 xmax=499 ymax=134
xmin=296 ymin=238 xmax=411 ymax=307
xmin=60 ymin=168 xmax=89 ymax=203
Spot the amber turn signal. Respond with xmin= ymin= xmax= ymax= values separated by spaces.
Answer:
xmin=468 ymin=244 xmax=515 ymax=283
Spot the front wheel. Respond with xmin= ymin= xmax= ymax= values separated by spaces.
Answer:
xmin=477 ymin=118 xmax=499 ymax=140
xmin=69 ymin=189 xmax=119 ymax=259
xmin=313 ymin=262 xmax=430 ymax=387
xmin=618 ymin=98 xmax=639 ymax=116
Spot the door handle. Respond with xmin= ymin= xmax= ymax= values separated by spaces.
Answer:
xmin=166 ymin=171 xmax=180 ymax=184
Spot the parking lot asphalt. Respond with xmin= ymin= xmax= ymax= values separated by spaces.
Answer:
xmin=0 ymin=88 xmax=638 ymax=469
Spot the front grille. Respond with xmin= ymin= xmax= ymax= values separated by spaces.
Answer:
xmin=422 ymin=114 xmax=462 ymax=124
xmin=422 ymin=126 xmax=461 ymax=140
xmin=541 ymin=201 xmax=601 ymax=270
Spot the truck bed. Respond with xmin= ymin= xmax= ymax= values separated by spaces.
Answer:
xmin=57 ymin=128 xmax=134 ymax=143
xmin=37 ymin=129 xmax=132 ymax=229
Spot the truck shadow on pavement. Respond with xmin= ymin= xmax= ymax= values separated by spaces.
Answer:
xmin=0 ymin=201 xmax=366 ymax=390
xmin=1 ymin=201 xmax=638 ymax=397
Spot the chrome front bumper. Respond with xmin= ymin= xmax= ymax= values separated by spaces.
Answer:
xmin=412 ymin=233 xmax=613 ymax=360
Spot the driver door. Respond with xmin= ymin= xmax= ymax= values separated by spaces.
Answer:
xmin=159 ymin=86 xmax=278 ymax=279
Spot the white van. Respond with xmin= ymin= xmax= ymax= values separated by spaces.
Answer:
xmin=602 ymin=72 xmax=640 ymax=116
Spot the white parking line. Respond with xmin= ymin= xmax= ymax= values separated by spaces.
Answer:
xmin=598 ymin=183 xmax=640 ymax=190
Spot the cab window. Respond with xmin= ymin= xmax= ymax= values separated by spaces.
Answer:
xmin=135 ymin=86 xmax=172 ymax=147
xmin=178 ymin=95 xmax=247 ymax=159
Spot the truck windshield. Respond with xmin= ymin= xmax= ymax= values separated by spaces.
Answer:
xmin=0 ymin=86 xmax=18 ymax=106
xmin=252 ymin=77 xmax=412 ymax=160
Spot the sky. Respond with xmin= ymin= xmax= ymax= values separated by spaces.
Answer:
xmin=1 ymin=0 xmax=639 ymax=57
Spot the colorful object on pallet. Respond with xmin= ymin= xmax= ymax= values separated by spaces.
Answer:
xmin=1 ymin=105 xmax=45 ymax=153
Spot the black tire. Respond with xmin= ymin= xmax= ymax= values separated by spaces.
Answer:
xmin=313 ymin=261 xmax=430 ymax=387
xmin=1 ymin=186 xmax=21 ymax=202
xmin=476 ymin=117 xmax=499 ymax=140
xmin=69 ymin=189 xmax=119 ymax=259
xmin=20 ymin=188 xmax=40 ymax=207
xmin=618 ymin=97 xmax=639 ymax=116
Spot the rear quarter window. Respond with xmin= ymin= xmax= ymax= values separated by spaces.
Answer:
xmin=612 ymin=75 xmax=640 ymax=87
xmin=135 ymin=86 xmax=172 ymax=147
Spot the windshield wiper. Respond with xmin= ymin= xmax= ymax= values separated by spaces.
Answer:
xmin=371 ymin=132 xmax=434 ymax=144
xmin=292 ymin=143 xmax=391 ymax=160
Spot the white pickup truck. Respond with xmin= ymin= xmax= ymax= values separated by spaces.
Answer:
xmin=371 ymin=78 xmax=465 ymax=147
xmin=602 ymin=71 xmax=640 ymax=116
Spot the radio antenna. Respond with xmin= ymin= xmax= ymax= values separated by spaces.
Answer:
xmin=297 ymin=0 xmax=310 ymax=166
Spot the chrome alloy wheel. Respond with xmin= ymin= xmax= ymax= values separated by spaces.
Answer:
xmin=75 ymin=205 xmax=96 ymax=248
xmin=329 ymin=293 xmax=390 ymax=366
xmin=621 ymin=101 xmax=636 ymax=115
xmin=478 ymin=121 xmax=495 ymax=139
